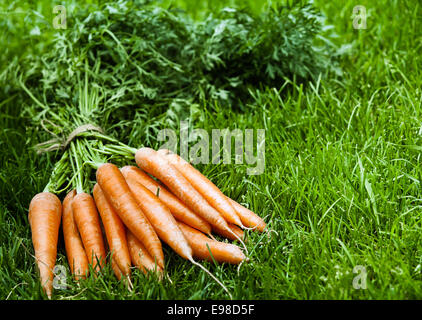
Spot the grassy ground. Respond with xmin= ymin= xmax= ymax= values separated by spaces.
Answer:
xmin=1 ymin=0 xmax=422 ymax=299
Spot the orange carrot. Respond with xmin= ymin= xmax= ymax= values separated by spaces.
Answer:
xmin=136 ymin=149 xmax=234 ymax=234
xmin=126 ymin=229 xmax=163 ymax=276
xmin=111 ymin=256 xmax=123 ymax=281
xmin=72 ymin=192 xmax=106 ymax=273
xmin=121 ymin=166 xmax=211 ymax=235
xmin=93 ymin=184 xmax=131 ymax=276
xmin=101 ymin=230 xmax=132 ymax=290
xmin=157 ymin=149 xmax=242 ymax=227
xmin=28 ymin=192 xmax=62 ymax=298
xmin=136 ymin=148 xmax=248 ymax=256
xmin=122 ymin=156 xmax=232 ymax=296
xmin=110 ymin=254 xmax=133 ymax=291
xmin=212 ymin=223 xmax=244 ymax=242
xmin=96 ymin=163 xmax=164 ymax=269
xmin=227 ymin=197 xmax=266 ymax=232
xmin=178 ymin=221 xmax=246 ymax=265
xmin=135 ymin=149 xmax=245 ymax=297
xmin=62 ymin=190 xmax=89 ymax=280
xmin=121 ymin=167 xmax=192 ymax=260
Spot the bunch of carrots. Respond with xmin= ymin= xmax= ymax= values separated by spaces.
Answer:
xmin=29 ymin=147 xmax=267 ymax=299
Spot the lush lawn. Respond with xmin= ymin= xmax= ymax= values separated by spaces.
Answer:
xmin=1 ymin=0 xmax=421 ymax=299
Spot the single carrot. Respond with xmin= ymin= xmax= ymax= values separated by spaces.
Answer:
xmin=102 ymin=229 xmax=120 ymax=280
xmin=28 ymin=192 xmax=62 ymax=298
xmin=99 ymin=226 xmax=132 ymax=290
xmin=93 ymin=184 xmax=131 ymax=276
xmin=227 ymin=197 xmax=266 ymax=232
xmin=120 ymin=166 xmax=211 ymax=235
xmin=72 ymin=192 xmax=106 ymax=273
xmin=62 ymin=190 xmax=89 ymax=280
xmin=96 ymin=163 xmax=164 ymax=269
xmin=126 ymin=229 xmax=163 ymax=277
xmin=157 ymin=149 xmax=243 ymax=227
xmin=212 ymin=223 xmax=244 ymax=242
xmin=121 ymin=167 xmax=193 ymax=260
xmin=178 ymin=221 xmax=246 ymax=265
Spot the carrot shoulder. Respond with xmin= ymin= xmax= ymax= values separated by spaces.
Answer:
xmin=121 ymin=166 xmax=211 ymax=235
xmin=62 ymin=190 xmax=89 ymax=280
xmin=157 ymin=149 xmax=242 ymax=227
xmin=177 ymin=221 xmax=246 ymax=265
xmin=96 ymin=163 xmax=164 ymax=269
xmin=93 ymin=184 xmax=131 ymax=276
xmin=28 ymin=192 xmax=62 ymax=298
xmin=72 ymin=192 xmax=106 ymax=273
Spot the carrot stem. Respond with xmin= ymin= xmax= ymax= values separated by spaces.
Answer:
xmin=98 ymin=143 xmax=138 ymax=159
xmin=43 ymin=152 xmax=71 ymax=193
xmin=70 ymin=142 xmax=84 ymax=194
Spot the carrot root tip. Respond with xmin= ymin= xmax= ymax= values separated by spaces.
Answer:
xmin=126 ymin=276 xmax=134 ymax=292
xmin=228 ymin=228 xmax=249 ymax=256
xmin=240 ymin=224 xmax=257 ymax=231
xmin=165 ymin=273 xmax=173 ymax=284
xmin=189 ymin=258 xmax=232 ymax=300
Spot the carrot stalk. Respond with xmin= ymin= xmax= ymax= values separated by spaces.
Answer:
xmin=72 ymin=192 xmax=106 ymax=273
xmin=62 ymin=190 xmax=89 ymax=280
xmin=28 ymin=192 xmax=62 ymax=298
xmin=96 ymin=163 xmax=165 ymax=269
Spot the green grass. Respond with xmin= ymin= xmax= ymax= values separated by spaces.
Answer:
xmin=1 ymin=0 xmax=422 ymax=299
